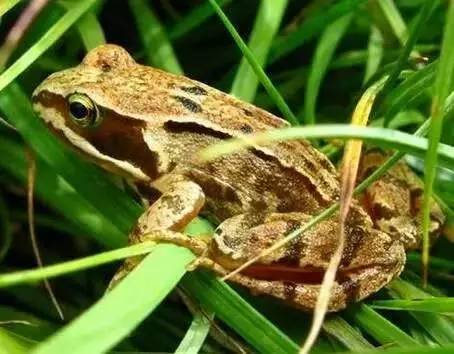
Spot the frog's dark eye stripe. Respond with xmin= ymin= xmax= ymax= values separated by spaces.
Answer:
xmin=67 ymin=93 xmax=102 ymax=128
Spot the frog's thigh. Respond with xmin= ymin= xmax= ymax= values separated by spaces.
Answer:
xmin=132 ymin=174 xmax=205 ymax=243
xmin=212 ymin=212 xmax=405 ymax=311
xmin=213 ymin=212 xmax=311 ymax=262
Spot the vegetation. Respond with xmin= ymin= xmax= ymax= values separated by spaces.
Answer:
xmin=0 ymin=1 xmax=453 ymax=353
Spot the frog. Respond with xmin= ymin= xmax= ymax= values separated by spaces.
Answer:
xmin=32 ymin=44 xmax=444 ymax=312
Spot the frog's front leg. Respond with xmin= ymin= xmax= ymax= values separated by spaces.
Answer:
xmin=109 ymin=174 xmax=206 ymax=287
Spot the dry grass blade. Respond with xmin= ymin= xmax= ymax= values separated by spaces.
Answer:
xmin=421 ymin=0 xmax=454 ymax=286
xmin=299 ymin=77 xmax=386 ymax=354
xmin=0 ymin=0 xmax=49 ymax=68
xmin=26 ymin=149 xmax=64 ymax=320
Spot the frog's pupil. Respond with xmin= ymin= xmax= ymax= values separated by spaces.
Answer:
xmin=70 ymin=102 xmax=89 ymax=119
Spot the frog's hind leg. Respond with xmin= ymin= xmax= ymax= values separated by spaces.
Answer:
xmin=359 ymin=150 xmax=445 ymax=250
xmin=212 ymin=212 xmax=313 ymax=265
xmin=208 ymin=210 xmax=405 ymax=311
xmin=108 ymin=174 xmax=206 ymax=290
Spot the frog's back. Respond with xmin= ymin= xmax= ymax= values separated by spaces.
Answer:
xmin=35 ymin=44 xmax=340 ymax=218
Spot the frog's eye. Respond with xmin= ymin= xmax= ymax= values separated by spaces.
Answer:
xmin=67 ymin=93 xmax=101 ymax=127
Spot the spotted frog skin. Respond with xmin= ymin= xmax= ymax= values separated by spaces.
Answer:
xmin=32 ymin=44 xmax=444 ymax=311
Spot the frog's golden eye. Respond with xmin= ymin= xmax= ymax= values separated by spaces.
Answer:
xmin=67 ymin=93 xmax=101 ymax=127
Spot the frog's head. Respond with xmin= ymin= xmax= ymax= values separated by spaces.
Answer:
xmin=32 ymin=44 xmax=161 ymax=182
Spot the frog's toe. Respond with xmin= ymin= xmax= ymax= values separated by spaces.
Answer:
xmin=107 ymin=256 xmax=142 ymax=292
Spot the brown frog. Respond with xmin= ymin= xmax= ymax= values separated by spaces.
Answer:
xmin=32 ymin=44 xmax=444 ymax=311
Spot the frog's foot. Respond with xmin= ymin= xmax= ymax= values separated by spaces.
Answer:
xmin=187 ymin=255 xmax=216 ymax=271
xmin=135 ymin=229 xmax=209 ymax=255
xmin=107 ymin=230 xmax=209 ymax=291
xmin=359 ymin=150 xmax=445 ymax=250
xmin=107 ymin=256 xmax=141 ymax=292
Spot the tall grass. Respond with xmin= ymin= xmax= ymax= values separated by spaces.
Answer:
xmin=0 ymin=1 xmax=453 ymax=353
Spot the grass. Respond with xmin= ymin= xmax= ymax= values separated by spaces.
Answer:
xmin=0 ymin=1 xmax=453 ymax=353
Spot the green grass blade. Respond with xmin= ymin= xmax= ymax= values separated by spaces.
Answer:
xmin=129 ymin=0 xmax=183 ymax=74
xmin=199 ymin=124 xmax=454 ymax=171
xmin=323 ymin=316 xmax=374 ymax=350
xmin=0 ymin=193 xmax=12 ymax=262
xmin=174 ymin=311 xmax=212 ymax=354
xmin=230 ymin=0 xmax=288 ymax=102
xmin=371 ymin=298 xmax=454 ymax=313
xmin=181 ymin=271 xmax=299 ymax=354
xmin=387 ymin=279 xmax=454 ymax=344
xmin=0 ymin=0 xmax=98 ymax=93
xmin=353 ymin=344 xmax=454 ymax=354
xmin=381 ymin=60 xmax=437 ymax=124
xmin=0 ymin=242 xmax=158 ymax=288
xmin=377 ymin=0 xmax=408 ymax=45
xmin=382 ymin=0 xmax=437 ymax=126
xmin=269 ymin=0 xmax=367 ymax=63
xmin=347 ymin=304 xmax=418 ymax=346
xmin=364 ymin=26 xmax=384 ymax=83
xmin=208 ymin=0 xmax=298 ymax=125
xmin=301 ymin=14 xmax=353 ymax=125
xmin=75 ymin=13 xmax=106 ymax=51
xmin=0 ymin=328 xmax=31 ymax=354
xmin=0 ymin=0 xmax=21 ymax=17
xmin=32 ymin=244 xmax=194 ymax=354
xmin=168 ymin=0 xmax=232 ymax=40
xmin=421 ymin=1 xmax=454 ymax=283
xmin=0 ymin=305 xmax=57 ymax=342
xmin=407 ymin=254 xmax=454 ymax=271
xmin=0 ymin=134 xmax=125 ymax=247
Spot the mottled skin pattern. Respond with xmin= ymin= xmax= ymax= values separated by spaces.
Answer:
xmin=32 ymin=45 xmax=444 ymax=312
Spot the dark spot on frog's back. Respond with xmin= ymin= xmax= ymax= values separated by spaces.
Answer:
xmin=100 ymin=62 xmax=111 ymax=72
xmin=172 ymin=96 xmax=202 ymax=113
xmin=341 ymin=279 xmax=361 ymax=303
xmin=280 ymin=226 xmax=303 ymax=266
xmin=283 ymin=281 xmax=297 ymax=300
xmin=240 ymin=124 xmax=253 ymax=134
xmin=180 ymin=86 xmax=208 ymax=96
xmin=242 ymin=108 xmax=253 ymax=116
